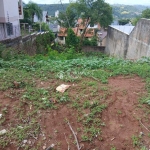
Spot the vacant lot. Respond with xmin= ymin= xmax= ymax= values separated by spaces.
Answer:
xmin=0 ymin=53 xmax=150 ymax=150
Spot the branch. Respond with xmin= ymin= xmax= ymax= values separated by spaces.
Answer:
xmin=139 ymin=119 xmax=150 ymax=132
xmin=64 ymin=132 xmax=70 ymax=150
xmin=67 ymin=121 xmax=82 ymax=150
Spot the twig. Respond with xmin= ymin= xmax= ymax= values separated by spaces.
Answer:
xmin=139 ymin=119 xmax=150 ymax=132
xmin=67 ymin=121 xmax=81 ymax=150
xmin=64 ymin=132 xmax=70 ymax=150
xmin=91 ymin=76 xmax=99 ymax=81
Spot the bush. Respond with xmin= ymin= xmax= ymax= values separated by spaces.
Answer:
xmin=33 ymin=22 xmax=50 ymax=32
xmin=66 ymin=28 xmax=79 ymax=48
xmin=35 ymin=31 xmax=55 ymax=54
xmin=83 ymin=36 xmax=97 ymax=46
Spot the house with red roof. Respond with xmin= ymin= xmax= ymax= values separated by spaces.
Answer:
xmin=57 ymin=18 xmax=101 ymax=45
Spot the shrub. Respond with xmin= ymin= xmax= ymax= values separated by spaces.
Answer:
xmin=66 ymin=28 xmax=79 ymax=48
xmin=35 ymin=31 xmax=55 ymax=54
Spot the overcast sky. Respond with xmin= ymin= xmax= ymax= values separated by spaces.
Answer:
xmin=23 ymin=0 xmax=150 ymax=5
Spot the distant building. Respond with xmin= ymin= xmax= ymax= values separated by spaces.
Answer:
xmin=55 ymin=10 xmax=59 ymax=18
xmin=0 ymin=0 xmax=23 ymax=41
xmin=34 ymin=11 xmax=49 ymax=23
xmin=57 ymin=18 xmax=100 ymax=45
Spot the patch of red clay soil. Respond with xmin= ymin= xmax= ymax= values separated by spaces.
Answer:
xmin=97 ymin=76 xmax=150 ymax=150
xmin=37 ymin=76 xmax=150 ymax=150
xmin=1 ymin=76 xmax=150 ymax=150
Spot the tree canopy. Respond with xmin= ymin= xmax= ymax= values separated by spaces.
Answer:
xmin=22 ymin=1 xmax=42 ymax=24
xmin=141 ymin=8 xmax=150 ymax=19
xmin=131 ymin=8 xmax=150 ymax=25
xmin=57 ymin=0 xmax=113 ymax=28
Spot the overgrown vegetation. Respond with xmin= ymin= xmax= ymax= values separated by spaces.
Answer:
xmin=0 ymin=43 xmax=150 ymax=149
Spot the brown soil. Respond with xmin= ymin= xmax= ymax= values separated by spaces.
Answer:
xmin=0 ymin=76 xmax=150 ymax=150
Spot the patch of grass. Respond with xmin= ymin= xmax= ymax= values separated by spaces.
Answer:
xmin=132 ymin=135 xmax=140 ymax=147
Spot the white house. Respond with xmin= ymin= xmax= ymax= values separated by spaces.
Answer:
xmin=34 ymin=11 xmax=49 ymax=23
xmin=0 ymin=0 xmax=23 ymax=41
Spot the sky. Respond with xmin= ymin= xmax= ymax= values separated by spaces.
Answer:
xmin=23 ymin=0 xmax=150 ymax=5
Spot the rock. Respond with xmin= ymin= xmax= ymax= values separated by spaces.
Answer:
xmin=28 ymin=140 xmax=32 ymax=144
xmin=0 ymin=129 xmax=7 ymax=135
xmin=0 ymin=114 xmax=2 ymax=119
xmin=50 ymin=144 xmax=55 ymax=147
xmin=18 ymin=126 xmax=23 ymax=129
xmin=56 ymin=84 xmax=70 ymax=93
xmin=84 ymin=114 xmax=89 ymax=117
xmin=23 ymin=140 xmax=27 ymax=144
xmin=46 ymin=144 xmax=55 ymax=150
xmin=43 ymin=136 xmax=46 ymax=140
xmin=43 ymin=145 xmax=46 ymax=149
xmin=139 ymin=132 xmax=144 ymax=136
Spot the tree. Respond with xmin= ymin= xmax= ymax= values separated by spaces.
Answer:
xmin=66 ymin=28 xmax=79 ymax=47
xmin=58 ymin=0 xmax=113 ymax=48
xmin=57 ymin=3 xmax=78 ymax=28
xmin=24 ymin=1 xmax=42 ymax=24
xmin=118 ymin=19 xmax=130 ymax=25
xmin=131 ymin=8 xmax=150 ymax=25
xmin=57 ymin=0 xmax=113 ymax=28
xmin=141 ymin=8 xmax=150 ymax=19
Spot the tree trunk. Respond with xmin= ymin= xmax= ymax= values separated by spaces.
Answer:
xmin=78 ymin=17 xmax=90 ymax=51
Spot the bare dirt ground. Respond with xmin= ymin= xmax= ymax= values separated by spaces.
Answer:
xmin=0 ymin=75 xmax=150 ymax=150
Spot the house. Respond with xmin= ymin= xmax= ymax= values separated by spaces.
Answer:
xmin=57 ymin=18 xmax=100 ymax=45
xmin=0 ymin=0 xmax=23 ymax=41
xmin=34 ymin=11 xmax=49 ymax=23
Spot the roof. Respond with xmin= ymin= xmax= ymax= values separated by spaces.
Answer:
xmin=84 ymin=28 xmax=95 ymax=38
xmin=57 ymin=27 xmax=95 ymax=38
xmin=57 ymin=28 xmax=67 ymax=37
xmin=110 ymin=25 xmax=134 ymax=35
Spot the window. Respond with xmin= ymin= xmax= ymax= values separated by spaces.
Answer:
xmin=6 ymin=23 xmax=13 ymax=36
xmin=59 ymin=36 xmax=63 ymax=40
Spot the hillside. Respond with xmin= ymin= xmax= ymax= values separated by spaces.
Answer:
xmin=38 ymin=3 xmax=150 ymax=19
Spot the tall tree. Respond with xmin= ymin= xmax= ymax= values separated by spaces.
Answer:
xmin=24 ymin=1 xmax=42 ymax=24
xmin=131 ymin=8 xmax=150 ymax=25
xmin=141 ymin=8 xmax=150 ymax=19
xmin=57 ymin=0 xmax=113 ymax=48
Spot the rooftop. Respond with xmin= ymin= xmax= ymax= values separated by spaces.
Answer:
xmin=110 ymin=25 xmax=135 ymax=35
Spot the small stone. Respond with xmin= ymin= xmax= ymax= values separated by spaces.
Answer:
xmin=43 ymin=145 xmax=46 ymax=149
xmin=51 ymin=144 xmax=55 ymax=147
xmin=84 ymin=114 xmax=89 ymax=117
xmin=0 ymin=114 xmax=2 ymax=119
xmin=28 ymin=141 xmax=32 ymax=144
xmin=43 ymin=137 xmax=46 ymax=140
xmin=0 ymin=129 xmax=7 ymax=135
xmin=18 ymin=126 xmax=23 ymax=129
xmin=23 ymin=140 xmax=27 ymax=144
xmin=140 ymin=132 xmax=144 ymax=136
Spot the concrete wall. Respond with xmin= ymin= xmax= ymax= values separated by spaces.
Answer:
xmin=0 ymin=0 xmax=21 ymax=40
xmin=126 ymin=19 xmax=150 ymax=59
xmin=82 ymin=46 xmax=105 ymax=53
xmin=105 ymin=26 xmax=129 ymax=59
xmin=0 ymin=0 xmax=19 ymax=22
xmin=105 ymin=19 xmax=150 ymax=59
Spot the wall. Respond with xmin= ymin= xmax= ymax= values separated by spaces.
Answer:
xmin=0 ymin=0 xmax=19 ymax=22
xmin=0 ymin=0 xmax=21 ymax=40
xmin=57 ymin=36 xmax=66 ymax=45
xmin=126 ymin=19 xmax=150 ymax=59
xmin=82 ymin=46 xmax=105 ymax=53
xmin=105 ymin=19 xmax=150 ymax=59
xmin=105 ymin=26 xmax=129 ymax=59
xmin=0 ymin=1 xmax=5 ymax=22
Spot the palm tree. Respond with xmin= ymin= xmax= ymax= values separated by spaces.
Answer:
xmin=25 ymin=1 xmax=42 ymax=24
